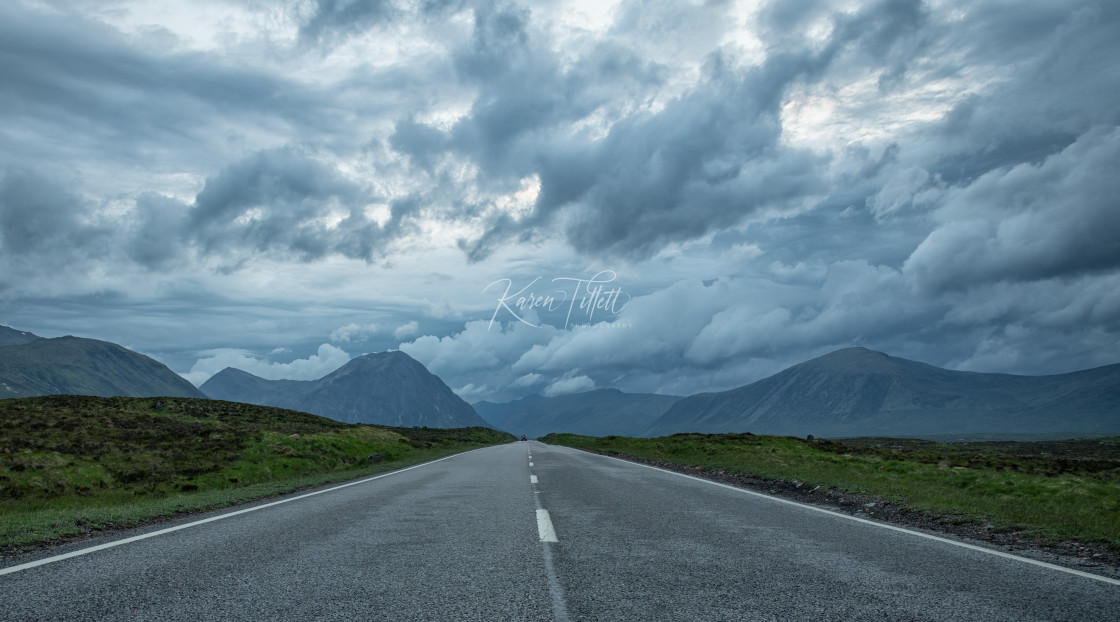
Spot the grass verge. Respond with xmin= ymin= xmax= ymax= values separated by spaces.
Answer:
xmin=541 ymin=432 xmax=1120 ymax=551
xmin=1 ymin=395 xmax=513 ymax=553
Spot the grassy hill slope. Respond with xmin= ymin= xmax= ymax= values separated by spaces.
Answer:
xmin=0 ymin=337 xmax=207 ymax=399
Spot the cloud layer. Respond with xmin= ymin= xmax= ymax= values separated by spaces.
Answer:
xmin=1 ymin=0 xmax=1117 ymax=401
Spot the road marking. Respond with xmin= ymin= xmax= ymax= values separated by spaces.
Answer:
xmin=591 ymin=451 xmax=1120 ymax=586
xmin=0 ymin=448 xmax=489 ymax=577
xmin=529 ymin=462 xmax=534 ymax=466
xmin=529 ymin=452 xmax=570 ymax=622
xmin=532 ymin=502 xmax=569 ymax=621
xmin=536 ymin=509 xmax=559 ymax=543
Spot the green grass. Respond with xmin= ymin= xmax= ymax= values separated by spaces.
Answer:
xmin=0 ymin=395 xmax=513 ymax=551
xmin=541 ymin=432 xmax=1120 ymax=549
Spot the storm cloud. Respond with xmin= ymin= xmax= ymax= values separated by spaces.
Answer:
xmin=1 ymin=0 xmax=1117 ymax=401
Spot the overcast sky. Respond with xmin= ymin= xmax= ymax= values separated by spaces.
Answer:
xmin=1 ymin=0 xmax=1118 ymax=403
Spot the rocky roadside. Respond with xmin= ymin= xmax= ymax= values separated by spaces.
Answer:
xmin=580 ymin=447 xmax=1120 ymax=581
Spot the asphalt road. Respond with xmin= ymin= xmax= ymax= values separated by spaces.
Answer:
xmin=2 ymin=441 xmax=1118 ymax=621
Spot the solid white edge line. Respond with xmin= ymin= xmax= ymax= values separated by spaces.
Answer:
xmin=0 ymin=447 xmax=491 ymax=577
xmin=536 ymin=509 xmax=559 ymax=542
xmin=590 ymin=451 xmax=1120 ymax=586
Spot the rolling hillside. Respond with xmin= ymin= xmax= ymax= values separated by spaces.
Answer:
xmin=0 ymin=335 xmax=207 ymax=399
xmin=646 ymin=348 xmax=1120 ymax=439
xmin=0 ymin=325 xmax=40 ymax=347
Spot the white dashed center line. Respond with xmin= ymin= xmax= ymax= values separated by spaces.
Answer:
xmin=535 ymin=509 xmax=559 ymax=543
xmin=526 ymin=445 xmax=570 ymax=621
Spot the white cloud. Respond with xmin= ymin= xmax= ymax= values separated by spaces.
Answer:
xmin=398 ymin=318 xmax=561 ymax=401
xmin=511 ymin=373 xmax=544 ymax=388
xmin=185 ymin=343 xmax=351 ymax=386
xmin=393 ymin=320 xmax=419 ymax=340
xmin=866 ymin=167 xmax=931 ymax=219
xmin=543 ymin=372 xmax=595 ymax=397
xmin=330 ymin=322 xmax=379 ymax=343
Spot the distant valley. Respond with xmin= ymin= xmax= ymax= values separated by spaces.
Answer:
xmin=475 ymin=389 xmax=681 ymax=438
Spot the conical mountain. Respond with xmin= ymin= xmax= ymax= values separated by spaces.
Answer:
xmin=201 ymin=351 xmax=490 ymax=428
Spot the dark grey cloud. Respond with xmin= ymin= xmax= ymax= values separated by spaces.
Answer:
xmin=2 ymin=142 xmax=415 ymax=285
xmin=0 ymin=4 xmax=325 ymax=169
xmin=127 ymin=193 xmax=193 ymax=270
xmin=905 ymin=126 xmax=1120 ymax=292
xmin=189 ymin=146 xmax=406 ymax=262
xmin=0 ymin=3 xmax=482 ymax=278
xmin=0 ymin=167 xmax=107 ymax=264
xmin=0 ymin=166 xmax=187 ymax=283
xmin=454 ymin=3 xmax=531 ymax=82
xmin=922 ymin=2 xmax=1120 ymax=183
xmin=443 ymin=4 xmax=663 ymax=179
xmin=429 ymin=0 xmax=934 ymax=261
xmin=0 ymin=166 xmax=117 ymax=301
xmin=299 ymin=0 xmax=399 ymax=45
xmin=389 ymin=119 xmax=453 ymax=173
xmin=298 ymin=0 xmax=472 ymax=47
xmin=392 ymin=0 xmax=1120 ymax=399
xmin=3 ymin=0 xmax=1119 ymax=398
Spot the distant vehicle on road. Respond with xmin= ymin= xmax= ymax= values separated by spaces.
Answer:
xmin=520 ymin=435 xmax=528 ymax=441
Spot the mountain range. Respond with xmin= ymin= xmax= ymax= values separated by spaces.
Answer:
xmin=4 ymin=322 xmax=1117 ymax=439
xmin=201 ymin=351 xmax=490 ymax=428
xmin=645 ymin=347 xmax=1120 ymax=439
xmin=0 ymin=328 xmax=206 ymax=399
xmin=474 ymin=389 xmax=681 ymax=438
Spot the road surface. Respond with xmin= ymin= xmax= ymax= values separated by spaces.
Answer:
xmin=2 ymin=441 xmax=1117 ymax=621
